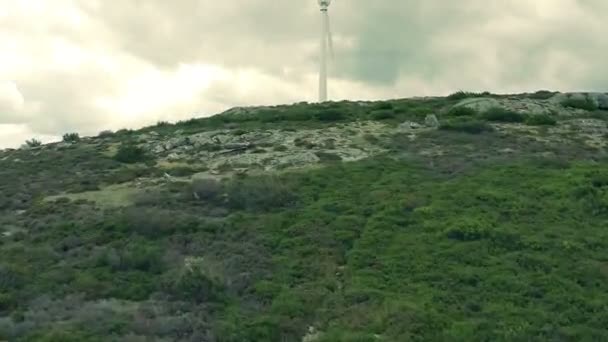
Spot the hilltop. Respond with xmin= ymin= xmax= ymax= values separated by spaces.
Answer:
xmin=1 ymin=90 xmax=608 ymax=341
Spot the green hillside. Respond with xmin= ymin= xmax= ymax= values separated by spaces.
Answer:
xmin=1 ymin=91 xmax=608 ymax=341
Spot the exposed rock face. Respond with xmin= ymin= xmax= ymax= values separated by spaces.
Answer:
xmin=140 ymin=121 xmax=391 ymax=174
xmin=550 ymin=92 xmax=608 ymax=110
xmin=456 ymin=97 xmax=557 ymax=114
xmin=453 ymin=92 xmax=608 ymax=116
xmin=598 ymin=96 xmax=608 ymax=110
xmin=424 ymin=114 xmax=440 ymax=127
xmin=117 ymin=92 xmax=608 ymax=177
xmin=399 ymin=121 xmax=422 ymax=130
xmin=588 ymin=93 xmax=608 ymax=109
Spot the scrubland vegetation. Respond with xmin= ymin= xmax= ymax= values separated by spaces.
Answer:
xmin=1 ymin=91 xmax=608 ymax=341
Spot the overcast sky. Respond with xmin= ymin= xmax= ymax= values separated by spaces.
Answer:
xmin=0 ymin=0 xmax=606 ymax=148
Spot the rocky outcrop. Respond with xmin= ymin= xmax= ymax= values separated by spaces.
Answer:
xmin=140 ymin=121 xmax=391 ymax=174
xmin=425 ymin=114 xmax=440 ymax=127
xmin=452 ymin=92 xmax=608 ymax=116
xmin=550 ymin=92 xmax=608 ymax=110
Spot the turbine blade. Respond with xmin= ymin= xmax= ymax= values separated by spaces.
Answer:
xmin=327 ymin=14 xmax=334 ymax=60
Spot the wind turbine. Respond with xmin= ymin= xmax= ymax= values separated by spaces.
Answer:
xmin=318 ymin=0 xmax=334 ymax=102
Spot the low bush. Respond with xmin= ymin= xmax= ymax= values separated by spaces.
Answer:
xmin=481 ymin=107 xmax=527 ymax=123
xmin=445 ymin=221 xmax=491 ymax=241
xmin=526 ymin=90 xmax=557 ymax=100
xmin=370 ymin=109 xmax=395 ymax=120
xmin=447 ymin=106 xmax=478 ymax=117
xmin=24 ymin=139 xmax=42 ymax=148
xmin=439 ymin=119 xmax=494 ymax=134
xmin=166 ymin=264 xmax=225 ymax=303
xmin=119 ymin=208 xmax=190 ymax=238
xmin=584 ymin=111 xmax=608 ymax=121
xmin=0 ymin=264 xmax=25 ymax=291
xmin=226 ymin=176 xmax=296 ymax=211
xmin=562 ymin=97 xmax=597 ymax=111
xmin=0 ymin=292 xmax=16 ymax=312
xmin=273 ymin=145 xmax=289 ymax=152
xmin=114 ymin=144 xmax=149 ymax=164
xmin=232 ymin=129 xmax=247 ymax=136
xmin=62 ymin=133 xmax=80 ymax=143
xmin=363 ymin=134 xmax=380 ymax=144
xmin=447 ymin=91 xmax=492 ymax=101
xmin=372 ymin=102 xmax=394 ymax=110
xmin=97 ymin=130 xmax=114 ymax=138
xmin=191 ymin=178 xmax=222 ymax=202
xmin=314 ymin=109 xmax=345 ymax=121
xmin=315 ymin=152 xmax=342 ymax=162
xmin=525 ymin=114 xmax=557 ymax=126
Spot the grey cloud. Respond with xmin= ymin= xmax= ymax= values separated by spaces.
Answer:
xmin=16 ymin=69 xmax=120 ymax=134
xmin=78 ymin=1 xmax=320 ymax=72
xmin=31 ymin=1 xmax=608 ymax=90
xmin=0 ymin=0 xmax=607 ymax=149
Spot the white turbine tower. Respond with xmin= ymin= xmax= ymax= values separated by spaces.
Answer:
xmin=318 ymin=0 xmax=334 ymax=102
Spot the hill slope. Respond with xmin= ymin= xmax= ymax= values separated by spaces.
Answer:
xmin=1 ymin=91 xmax=608 ymax=341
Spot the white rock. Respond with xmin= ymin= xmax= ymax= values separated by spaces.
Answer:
xmin=424 ymin=114 xmax=440 ymax=128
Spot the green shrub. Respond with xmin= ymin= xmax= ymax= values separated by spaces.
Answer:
xmin=372 ymin=102 xmax=394 ymax=110
xmin=314 ymin=109 xmax=345 ymax=121
xmin=315 ymin=152 xmax=342 ymax=162
xmin=119 ymin=208 xmax=187 ymax=238
xmin=526 ymin=90 xmax=557 ymax=100
xmin=62 ymin=133 xmax=80 ymax=143
xmin=24 ymin=138 xmax=42 ymax=147
xmin=447 ymin=91 xmax=491 ymax=101
xmin=0 ymin=264 xmax=25 ymax=291
xmin=115 ymin=128 xmax=134 ymax=136
xmin=226 ymin=176 xmax=296 ymax=211
xmin=481 ymin=107 xmax=527 ymax=123
xmin=294 ymin=138 xmax=316 ymax=149
xmin=447 ymin=106 xmax=478 ymax=117
xmin=273 ymin=145 xmax=289 ymax=152
xmin=288 ymin=111 xmax=314 ymax=121
xmin=167 ymin=264 xmax=225 ymax=303
xmin=191 ymin=178 xmax=222 ymax=201
xmin=574 ymin=185 xmax=608 ymax=216
xmin=584 ymin=111 xmax=608 ymax=121
xmin=258 ymin=110 xmax=284 ymax=123
xmin=363 ymin=134 xmax=380 ymax=144
xmin=439 ymin=119 xmax=494 ymax=134
xmin=26 ymin=328 xmax=101 ymax=342
xmin=0 ymin=292 xmax=16 ymax=311
xmin=97 ymin=130 xmax=114 ymax=138
xmin=370 ymin=109 xmax=395 ymax=120
xmin=447 ymin=91 xmax=472 ymax=101
xmin=445 ymin=220 xmax=492 ymax=241
xmin=118 ymin=244 xmax=164 ymax=273
xmin=113 ymin=144 xmax=148 ymax=163
xmin=562 ymin=97 xmax=597 ymax=111
xmin=525 ymin=114 xmax=557 ymax=126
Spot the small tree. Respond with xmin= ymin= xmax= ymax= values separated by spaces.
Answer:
xmin=24 ymin=138 xmax=42 ymax=148
xmin=62 ymin=132 xmax=80 ymax=143
xmin=114 ymin=144 xmax=148 ymax=164
xmin=98 ymin=130 xmax=114 ymax=138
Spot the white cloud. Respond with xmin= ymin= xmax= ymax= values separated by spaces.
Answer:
xmin=0 ymin=81 xmax=25 ymax=122
xmin=0 ymin=124 xmax=59 ymax=149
